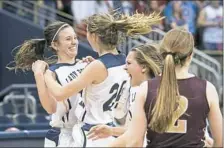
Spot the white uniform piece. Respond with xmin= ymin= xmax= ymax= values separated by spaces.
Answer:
xmin=114 ymin=84 xmax=147 ymax=147
xmin=75 ymin=53 xmax=130 ymax=147
xmin=44 ymin=61 xmax=87 ymax=147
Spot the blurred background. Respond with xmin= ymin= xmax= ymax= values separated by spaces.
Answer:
xmin=0 ymin=0 xmax=223 ymax=147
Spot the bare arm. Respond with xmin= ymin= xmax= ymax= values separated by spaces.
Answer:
xmin=34 ymin=73 xmax=57 ymax=114
xmin=44 ymin=60 xmax=106 ymax=101
xmin=108 ymin=81 xmax=148 ymax=147
xmin=32 ymin=60 xmax=56 ymax=114
xmin=206 ymin=81 xmax=223 ymax=147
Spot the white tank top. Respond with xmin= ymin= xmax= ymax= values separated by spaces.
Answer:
xmin=49 ymin=61 xmax=87 ymax=128
xmin=125 ymin=86 xmax=140 ymax=125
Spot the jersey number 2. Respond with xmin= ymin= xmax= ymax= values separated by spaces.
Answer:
xmin=166 ymin=96 xmax=188 ymax=133
xmin=103 ymin=81 xmax=127 ymax=112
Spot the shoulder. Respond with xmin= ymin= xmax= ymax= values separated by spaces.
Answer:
xmin=206 ymin=81 xmax=217 ymax=94
xmin=206 ymin=80 xmax=219 ymax=107
xmin=82 ymin=60 xmax=106 ymax=73
xmin=97 ymin=54 xmax=126 ymax=69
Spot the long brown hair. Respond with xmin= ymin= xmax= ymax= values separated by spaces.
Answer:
xmin=7 ymin=21 xmax=70 ymax=72
xmin=85 ymin=11 xmax=165 ymax=49
xmin=132 ymin=44 xmax=163 ymax=78
xmin=149 ymin=28 xmax=194 ymax=133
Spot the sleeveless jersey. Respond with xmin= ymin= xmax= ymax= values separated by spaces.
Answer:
xmin=144 ymin=76 xmax=209 ymax=147
xmin=49 ymin=61 xmax=87 ymax=128
xmin=81 ymin=53 xmax=130 ymax=125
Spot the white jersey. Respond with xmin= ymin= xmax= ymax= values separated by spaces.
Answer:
xmin=126 ymin=86 xmax=139 ymax=124
xmin=80 ymin=53 xmax=130 ymax=126
xmin=49 ymin=61 xmax=87 ymax=128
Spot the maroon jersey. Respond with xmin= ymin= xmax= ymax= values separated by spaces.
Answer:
xmin=144 ymin=76 xmax=209 ymax=147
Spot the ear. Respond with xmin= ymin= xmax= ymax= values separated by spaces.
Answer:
xmin=51 ymin=41 xmax=58 ymax=51
xmin=187 ymin=52 xmax=193 ymax=61
xmin=141 ymin=65 xmax=147 ymax=73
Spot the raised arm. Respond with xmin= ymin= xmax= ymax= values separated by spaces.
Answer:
xmin=206 ymin=81 xmax=223 ymax=147
xmin=44 ymin=60 xmax=106 ymax=101
xmin=32 ymin=60 xmax=56 ymax=114
xmin=108 ymin=81 xmax=148 ymax=147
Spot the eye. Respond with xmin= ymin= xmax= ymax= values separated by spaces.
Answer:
xmin=66 ymin=37 xmax=71 ymax=40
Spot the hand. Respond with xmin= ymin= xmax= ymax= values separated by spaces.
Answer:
xmin=204 ymin=134 xmax=214 ymax=147
xmin=32 ymin=60 xmax=48 ymax=75
xmin=87 ymin=125 xmax=113 ymax=140
xmin=81 ymin=56 xmax=95 ymax=64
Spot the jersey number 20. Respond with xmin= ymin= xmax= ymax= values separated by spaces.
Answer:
xmin=103 ymin=81 xmax=127 ymax=112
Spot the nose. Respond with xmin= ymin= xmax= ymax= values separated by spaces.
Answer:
xmin=124 ymin=64 xmax=127 ymax=71
xmin=72 ymin=38 xmax=77 ymax=45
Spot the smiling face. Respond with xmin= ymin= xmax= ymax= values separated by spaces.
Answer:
xmin=53 ymin=26 xmax=78 ymax=59
xmin=125 ymin=51 xmax=146 ymax=86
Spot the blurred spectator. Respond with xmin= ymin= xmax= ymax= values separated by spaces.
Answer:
xmin=71 ymin=1 xmax=95 ymax=39
xmin=164 ymin=1 xmax=198 ymax=35
xmin=121 ymin=0 xmax=134 ymax=15
xmin=71 ymin=1 xmax=96 ymax=24
xmin=95 ymin=0 xmax=113 ymax=14
xmin=72 ymin=1 xmax=113 ymax=39
xmin=56 ymin=0 xmax=73 ymax=25
xmin=38 ymin=0 xmax=57 ymax=28
xmin=198 ymin=1 xmax=223 ymax=50
xmin=195 ymin=0 xmax=210 ymax=10
xmin=170 ymin=1 xmax=188 ymax=30
xmin=5 ymin=127 xmax=20 ymax=132
xmin=147 ymin=1 xmax=165 ymax=30
xmin=133 ymin=0 xmax=147 ymax=13
xmin=57 ymin=0 xmax=73 ymax=16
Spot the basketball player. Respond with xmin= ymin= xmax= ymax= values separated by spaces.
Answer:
xmin=42 ymin=12 xmax=164 ymax=146
xmin=9 ymin=21 xmax=87 ymax=147
xmin=87 ymin=44 xmax=162 ymax=141
xmin=108 ymin=28 xmax=223 ymax=147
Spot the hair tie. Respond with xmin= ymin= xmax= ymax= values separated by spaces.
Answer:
xmin=162 ymin=52 xmax=180 ymax=65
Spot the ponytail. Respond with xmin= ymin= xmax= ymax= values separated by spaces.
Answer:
xmin=7 ymin=39 xmax=54 ymax=72
xmin=149 ymin=53 xmax=180 ymax=133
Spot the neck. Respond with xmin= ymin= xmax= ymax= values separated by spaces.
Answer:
xmin=175 ymin=65 xmax=191 ymax=79
xmin=132 ymin=74 xmax=149 ymax=87
xmin=98 ymin=48 xmax=119 ymax=56
xmin=57 ymin=55 xmax=75 ymax=64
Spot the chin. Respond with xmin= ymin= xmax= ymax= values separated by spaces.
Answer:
xmin=68 ymin=52 xmax=77 ymax=58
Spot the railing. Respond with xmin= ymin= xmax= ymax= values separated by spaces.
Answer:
xmin=118 ymin=29 xmax=223 ymax=99
xmin=0 ymin=84 xmax=37 ymax=115
xmin=1 ymin=0 xmax=222 ymax=100
xmin=1 ymin=0 xmax=74 ymax=26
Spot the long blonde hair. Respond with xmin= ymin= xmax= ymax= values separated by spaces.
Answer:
xmin=149 ymin=28 xmax=194 ymax=133
xmin=85 ymin=11 xmax=164 ymax=49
